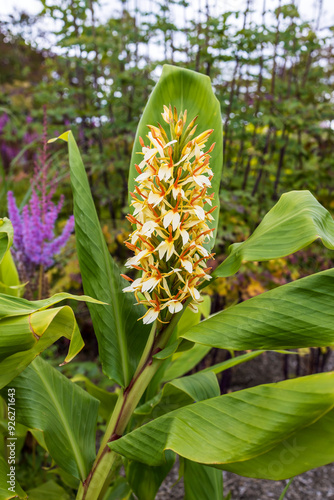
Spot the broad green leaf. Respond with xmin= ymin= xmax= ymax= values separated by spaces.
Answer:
xmin=213 ymin=191 xmax=334 ymax=278
xmin=128 ymin=65 xmax=223 ymax=251
xmin=201 ymin=350 xmax=265 ymax=374
xmin=71 ymin=374 xmax=118 ymax=421
xmin=148 ymin=295 xmax=212 ymax=391
xmin=0 ymin=357 xmax=99 ymax=481
xmin=126 ymin=451 xmax=175 ymax=500
xmin=0 ymin=418 xmax=28 ymax=457
xmin=174 ymin=295 xmax=211 ymax=339
xmin=0 ymin=218 xmax=13 ymax=264
xmin=0 ymin=218 xmax=20 ymax=297
xmin=162 ymin=344 xmax=211 ymax=382
xmin=0 ymin=293 xmax=101 ymax=389
xmin=51 ymin=131 xmax=150 ymax=387
xmin=135 ymin=371 xmax=220 ymax=419
xmin=104 ymin=477 xmax=132 ymax=500
xmin=0 ymin=292 xmax=102 ymax=319
xmin=27 ymin=481 xmax=70 ymax=500
xmin=221 ymin=408 xmax=334 ymax=480
xmin=47 ymin=467 xmax=80 ymax=490
xmin=181 ymin=268 xmax=334 ymax=350
xmin=184 ymin=460 xmax=223 ymax=500
xmin=0 ymin=455 xmax=26 ymax=500
xmin=109 ymin=372 xmax=334 ymax=467
xmin=0 ymin=251 xmax=20 ymax=297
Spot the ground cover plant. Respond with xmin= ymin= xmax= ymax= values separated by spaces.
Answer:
xmin=1 ymin=65 xmax=334 ymax=499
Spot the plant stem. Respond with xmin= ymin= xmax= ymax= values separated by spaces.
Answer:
xmin=77 ymin=313 xmax=183 ymax=500
xmin=38 ymin=264 xmax=44 ymax=300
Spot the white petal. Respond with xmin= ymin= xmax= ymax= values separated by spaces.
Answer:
xmin=166 ymin=242 xmax=174 ymax=261
xmin=180 ymin=229 xmax=189 ymax=245
xmin=148 ymin=192 xmax=163 ymax=207
xmin=163 ymin=211 xmax=174 ymax=228
xmin=141 ymin=278 xmax=158 ymax=293
xmin=143 ymin=147 xmax=158 ymax=162
xmin=196 ymin=245 xmax=209 ymax=257
xmin=125 ymin=249 xmax=148 ymax=268
xmin=182 ymin=260 xmax=193 ymax=273
xmin=143 ymin=309 xmax=159 ymax=324
xmin=164 ymin=139 xmax=177 ymax=148
xmin=172 ymin=212 xmax=181 ymax=232
xmin=122 ymin=278 xmax=142 ymax=293
xmin=168 ymin=301 xmax=183 ymax=314
xmin=135 ymin=171 xmax=151 ymax=182
xmin=158 ymin=242 xmax=168 ymax=260
xmin=194 ymin=206 xmax=205 ymax=220
xmin=158 ymin=164 xmax=171 ymax=181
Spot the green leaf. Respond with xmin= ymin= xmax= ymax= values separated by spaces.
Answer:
xmin=128 ymin=65 xmax=223 ymax=251
xmin=181 ymin=268 xmax=334 ymax=350
xmin=0 ymin=218 xmax=20 ymax=297
xmin=0 ymin=293 xmax=101 ymax=389
xmin=135 ymin=371 xmax=220 ymax=418
xmin=1 ymin=357 xmax=99 ymax=481
xmin=222 ymin=407 xmax=334 ymax=480
xmin=104 ymin=477 xmax=132 ymax=500
xmin=162 ymin=343 xmax=211 ymax=382
xmin=53 ymin=131 xmax=150 ymax=387
xmin=71 ymin=374 xmax=118 ymax=421
xmin=0 ymin=292 xmax=102 ymax=319
xmin=174 ymin=295 xmax=211 ymax=339
xmin=27 ymin=481 xmax=70 ymax=500
xmin=0 ymin=218 xmax=13 ymax=264
xmin=0 ymin=418 xmax=28 ymax=457
xmin=0 ymin=251 xmax=20 ymax=297
xmin=184 ymin=460 xmax=223 ymax=500
xmin=109 ymin=372 xmax=334 ymax=468
xmin=126 ymin=451 xmax=175 ymax=500
xmin=151 ymin=296 xmax=212 ymax=386
xmin=213 ymin=191 xmax=334 ymax=278
xmin=201 ymin=350 xmax=265 ymax=375
xmin=0 ymin=455 xmax=26 ymax=500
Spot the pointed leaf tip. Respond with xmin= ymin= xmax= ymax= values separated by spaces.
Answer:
xmin=48 ymin=130 xmax=72 ymax=144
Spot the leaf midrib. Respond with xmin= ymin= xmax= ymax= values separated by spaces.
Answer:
xmin=33 ymin=362 xmax=86 ymax=480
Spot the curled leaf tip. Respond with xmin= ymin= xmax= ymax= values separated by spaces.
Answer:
xmin=48 ymin=130 xmax=72 ymax=144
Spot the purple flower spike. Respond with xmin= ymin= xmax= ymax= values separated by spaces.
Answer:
xmin=7 ymin=107 xmax=75 ymax=273
xmin=7 ymin=191 xmax=24 ymax=251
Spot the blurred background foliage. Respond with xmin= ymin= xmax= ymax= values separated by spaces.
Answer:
xmin=0 ymin=0 xmax=333 ymax=356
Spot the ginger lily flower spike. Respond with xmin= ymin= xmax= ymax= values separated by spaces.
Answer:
xmin=121 ymin=105 xmax=216 ymax=325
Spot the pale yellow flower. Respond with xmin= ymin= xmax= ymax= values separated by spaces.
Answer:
xmin=122 ymin=105 xmax=216 ymax=324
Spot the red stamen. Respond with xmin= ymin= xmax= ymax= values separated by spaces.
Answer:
xmin=151 ymin=265 xmax=162 ymax=279
xmin=138 ymin=235 xmax=155 ymax=251
xmin=132 ymin=265 xmax=146 ymax=271
xmin=207 ymin=142 xmax=215 ymax=153
xmin=135 ymin=186 xmax=147 ymax=199
xmin=125 ymin=242 xmax=137 ymax=251
xmin=173 ymin=193 xmax=181 ymax=213
xmin=126 ymin=214 xmax=143 ymax=226
xmin=120 ymin=274 xmax=133 ymax=282
xmin=207 ymin=206 xmax=218 ymax=214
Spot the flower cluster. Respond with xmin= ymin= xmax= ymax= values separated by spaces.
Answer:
xmin=122 ymin=105 xmax=216 ymax=324
xmin=7 ymin=191 xmax=74 ymax=269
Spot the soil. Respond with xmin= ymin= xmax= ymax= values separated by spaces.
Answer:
xmin=155 ymin=350 xmax=334 ymax=499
